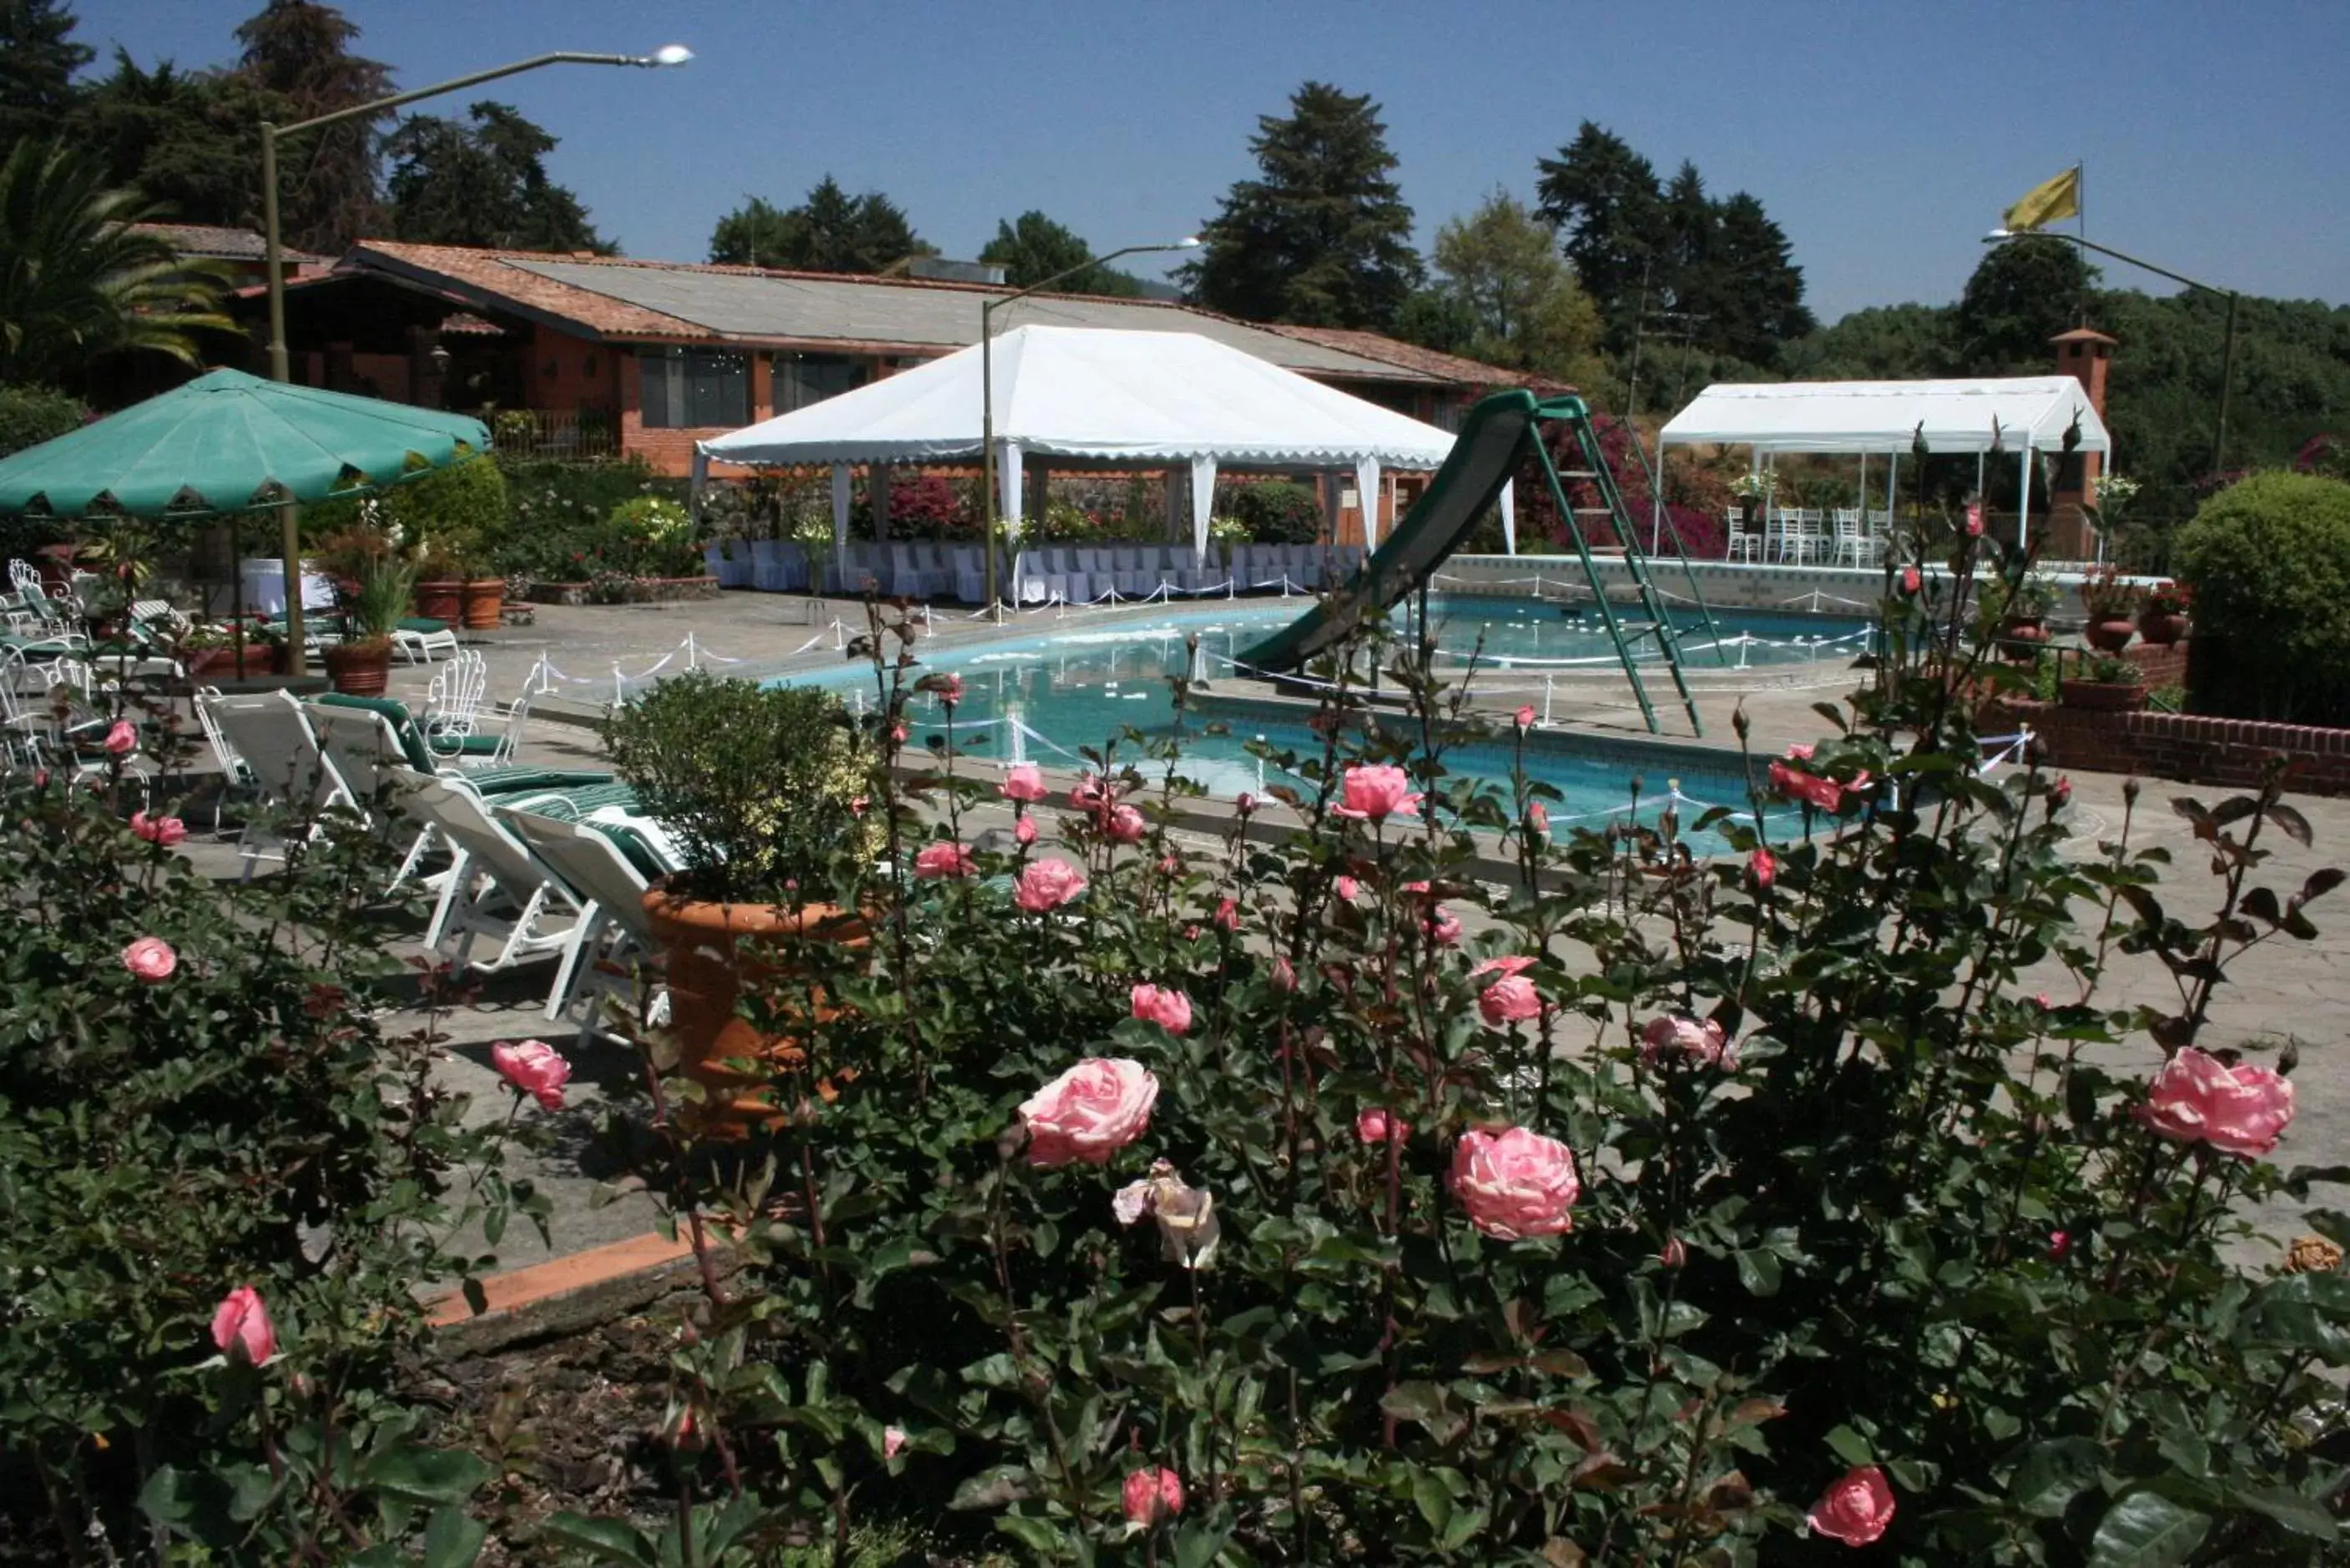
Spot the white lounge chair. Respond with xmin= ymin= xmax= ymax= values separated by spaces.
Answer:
xmin=200 ymin=690 xmax=344 ymax=873
xmin=390 ymin=767 xmax=588 ymax=977
xmin=500 ymin=807 xmax=667 ymax=1041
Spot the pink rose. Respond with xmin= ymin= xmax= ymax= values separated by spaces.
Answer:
xmin=1479 ymin=974 xmax=1541 ymax=1027
xmin=2052 ymin=775 xmax=2072 ymax=809
xmin=1334 ymin=875 xmax=1359 ymax=903
xmin=1423 ymin=906 xmax=1461 ymax=946
xmin=1659 ymin=1236 xmax=1687 ymax=1268
xmin=1105 ymin=804 xmax=1147 ymax=845
xmin=1157 ymin=853 xmax=1182 ymax=875
xmin=132 ymin=811 xmax=188 ymax=847
xmin=1450 ymin=1127 xmax=1579 ymax=1239
xmin=492 ymin=1039 xmax=572 ymax=1111
xmin=1526 ymin=801 xmax=1550 ymax=835
xmin=1069 ymin=774 xmax=1110 ymax=811
xmin=883 ymin=1424 xmax=907 ymax=1460
xmin=1900 ymin=564 xmax=1922 ymax=595
xmin=1018 ymin=1057 xmax=1159 ymax=1167
xmin=1213 ymin=897 xmax=1240 ymax=932
xmin=850 ymin=795 xmax=869 ymax=818
xmin=210 ymin=1284 xmax=275 ymax=1364
xmin=1014 ymin=858 xmax=1087 ymax=913
xmin=1015 ymin=816 xmax=1037 ymax=846
xmin=1122 ymin=1466 xmax=1183 ymax=1526
xmin=1334 ymin=763 xmax=1420 ymax=823
xmin=1750 ymin=846 xmax=1777 ymax=889
xmin=914 ymin=840 xmax=977 ymax=880
xmin=1514 ymin=704 xmax=1535 ymax=731
xmin=1807 ymin=1465 xmax=1894 ymax=1546
xmin=935 ymin=673 xmax=965 ymax=703
xmin=1130 ymin=983 xmax=1193 ymax=1034
xmin=2134 ymin=1046 xmax=2296 ymax=1157
xmin=1474 ymin=955 xmax=1536 ymax=978
xmin=1770 ymin=758 xmax=1870 ymax=814
xmin=1965 ymin=501 xmax=1984 ymax=537
xmin=123 ymin=936 xmax=175 ymax=982
xmin=103 ymin=718 xmax=136 ymax=754
xmin=2048 ymin=1229 xmax=2071 ymax=1261
xmin=1357 ymin=1107 xmax=1406 ymax=1144
xmin=1235 ymin=791 xmax=1258 ymax=815
xmin=1001 ymin=764 xmax=1047 ymax=803
xmin=890 ymin=723 xmax=906 ymax=744
xmin=1641 ymin=1014 xmax=1734 ymax=1070
xmin=1269 ymin=955 xmax=1296 ymax=992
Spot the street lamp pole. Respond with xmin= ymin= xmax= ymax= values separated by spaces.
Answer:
xmin=260 ymin=44 xmax=691 ymax=671
xmin=979 ymin=237 xmax=1199 ymax=617
xmin=1983 ymin=227 xmax=2242 ymax=479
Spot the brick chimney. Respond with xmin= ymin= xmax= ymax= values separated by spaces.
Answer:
xmin=2048 ymin=327 xmax=2116 ymax=559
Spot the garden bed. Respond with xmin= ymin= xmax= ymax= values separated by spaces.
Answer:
xmin=522 ymin=575 xmax=720 ymax=607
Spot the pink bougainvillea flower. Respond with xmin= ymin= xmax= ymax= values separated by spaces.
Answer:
xmin=210 ymin=1284 xmax=275 ymax=1364
xmin=883 ymin=1424 xmax=908 ymax=1460
xmin=1479 ymin=974 xmax=1542 ymax=1027
xmin=1357 ymin=1107 xmax=1406 ymax=1145
xmin=1014 ymin=859 xmax=1087 ymax=913
xmin=1105 ymin=804 xmax=1147 ymax=845
xmin=1014 ymin=816 xmax=1037 ymax=846
xmin=131 ymin=811 xmax=188 ymax=847
xmin=2134 ymin=1046 xmax=2295 ymax=1157
xmin=491 ymin=1039 xmax=571 ymax=1111
xmin=1450 ymin=1127 xmax=1579 ymax=1239
xmin=1001 ymin=764 xmax=1047 ymax=803
xmin=1807 ymin=1465 xmax=1895 ymax=1546
xmin=1334 ymin=763 xmax=1420 ymax=822
xmin=103 ymin=719 xmax=136 ymax=754
xmin=1122 ymin=1466 xmax=1184 ymax=1526
xmin=1130 ymin=983 xmax=1193 ymax=1034
xmin=913 ymin=840 xmax=977 ymax=880
xmin=1641 ymin=1014 xmax=1735 ymax=1070
xmin=1514 ymin=705 xmax=1536 ymax=731
xmin=1018 ymin=1057 xmax=1158 ymax=1167
xmin=123 ymin=936 xmax=175 ymax=983
xmin=1750 ymin=845 xmax=1777 ymax=889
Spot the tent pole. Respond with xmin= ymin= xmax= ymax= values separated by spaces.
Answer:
xmin=2017 ymin=446 xmax=2032 ymax=550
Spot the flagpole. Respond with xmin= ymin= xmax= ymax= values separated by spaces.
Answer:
xmin=2075 ymin=161 xmax=2088 ymax=327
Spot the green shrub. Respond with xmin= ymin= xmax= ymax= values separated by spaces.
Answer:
xmin=606 ymin=493 xmax=693 ymax=544
xmin=0 ymin=381 xmax=87 ymax=457
xmin=2173 ymin=471 xmax=2350 ymax=721
xmin=1220 ymin=477 xmax=1324 ymax=543
xmin=305 ymin=453 xmax=512 ymax=575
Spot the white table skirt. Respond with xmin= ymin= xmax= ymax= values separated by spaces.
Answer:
xmin=239 ymin=559 xmax=337 ymax=617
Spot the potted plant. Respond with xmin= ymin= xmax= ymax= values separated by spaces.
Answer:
xmin=600 ymin=671 xmax=878 ymax=1131
xmin=457 ymin=542 xmax=505 ymax=632
xmin=1729 ymin=470 xmax=1774 ymax=524
xmin=2060 ymin=653 xmax=2148 ymax=713
xmin=411 ymin=536 xmax=464 ymax=625
xmin=1986 ymin=574 xmax=2055 ymax=663
xmin=2078 ymin=565 xmax=2143 ymax=653
xmin=2137 ymin=579 xmax=2192 ymax=646
xmin=322 ymin=554 xmax=416 ymax=696
xmin=181 ymin=620 xmax=279 ymax=678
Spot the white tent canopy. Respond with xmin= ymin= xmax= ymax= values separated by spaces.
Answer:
xmin=694 ymin=324 xmax=1456 ymax=557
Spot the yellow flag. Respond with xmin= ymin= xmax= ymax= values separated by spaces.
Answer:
xmin=2003 ymin=166 xmax=2080 ymax=233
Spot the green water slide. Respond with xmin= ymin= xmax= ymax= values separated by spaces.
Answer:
xmin=1235 ymin=390 xmax=1719 ymax=734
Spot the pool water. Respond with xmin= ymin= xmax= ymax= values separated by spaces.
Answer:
xmin=779 ymin=597 xmax=1851 ymax=848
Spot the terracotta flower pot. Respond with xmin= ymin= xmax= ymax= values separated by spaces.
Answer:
xmin=2059 ymin=676 xmax=2147 ymax=713
xmin=2084 ymin=617 xmax=2137 ymax=653
xmin=188 ymin=643 xmax=280 ymax=678
xmin=1996 ymin=615 xmax=2050 ymax=663
xmin=460 ymin=577 xmax=504 ymax=630
xmin=643 ymin=888 xmax=869 ymax=1134
xmin=2137 ymin=609 xmax=2189 ymax=647
xmin=413 ymin=580 xmax=463 ymax=623
xmin=322 ymin=640 xmax=393 ymax=696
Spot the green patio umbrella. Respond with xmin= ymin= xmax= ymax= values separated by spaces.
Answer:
xmin=0 ymin=367 xmax=491 ymax=673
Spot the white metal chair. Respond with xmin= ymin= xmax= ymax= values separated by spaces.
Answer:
xmin=201 ymin=690 xmax=344 ymax=873
xmin=391 ymin=767 xmax=587 ymax=976
xmin=421 ymin=648 xmax=490 ymax=754
xmin=1724 ymin=509 xmax=1758 ymax=563
xmin=1831 ymin=509 xmax=1871 ymax=567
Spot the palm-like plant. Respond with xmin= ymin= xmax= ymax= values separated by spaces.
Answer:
xmin=0 ymin=139 xmax=234 ymax=386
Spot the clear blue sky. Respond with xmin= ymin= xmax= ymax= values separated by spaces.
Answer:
xmin=78 ymin=0 xmax=2349 ymax=321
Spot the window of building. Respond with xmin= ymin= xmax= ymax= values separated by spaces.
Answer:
xmin=771 ymin=351 xmax=865 ymax=413
xmin=638 ymin=346 xmax=749 ymax=429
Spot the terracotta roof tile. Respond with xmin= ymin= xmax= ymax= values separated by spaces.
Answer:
xmin=1259 ymin=325 xmax=1576 ymax=394
xmin=350 ymin=241 xmax=707 ymax=338
xmin=129 ymin=221 xmax=326 ymax=265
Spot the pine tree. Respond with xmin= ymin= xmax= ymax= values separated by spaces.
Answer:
xmin=70 ymin=49 xmax=290 ymax=231
xmin=708 ymin=177 xmax=930 ymax=273
xmin=1535 ymin=122 xmax=1663 ymax=349
xmin=978 ymin=211 xmax=1140 ymax=295
xmin=1181 ymin=82 xmax=1422 ymax=330
xmin=1955 ymin=235 xmax=2096 ymax=373
xmin=384 ymin=101 xmax=609 ymax=255
xmin=0 ymin=0 xmax=93 ymax=149
xmin=234 ymin=0 xmax=391 ymax=252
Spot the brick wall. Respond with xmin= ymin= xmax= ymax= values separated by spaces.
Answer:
xmin=2006 ymin=698 xmax=2350 ymax=795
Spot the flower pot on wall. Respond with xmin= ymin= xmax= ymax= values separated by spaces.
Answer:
xmin=643 ymin=890 xmax=869 ymax=1134
xmin=1997 ymin=616 xmax=2050 ymax=663
xmin=460 ymin=577 xmax=504 ymax=630
xmin=2085 ymin=618 xmax=2137 ymax=653
xmin=2137 ymin=609 xmax=2189 ymax=647
xmin=189 ymin=643 xmax=280 ymax=678
xmin=322 ymin=640 xmax=392 ymax=696
xmin=414 ymin=580 xmax=463 ymax=623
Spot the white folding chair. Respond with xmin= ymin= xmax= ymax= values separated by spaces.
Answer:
xmin=1831 ymin=509 xmax=1868 ymax=567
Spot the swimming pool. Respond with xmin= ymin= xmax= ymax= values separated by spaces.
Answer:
xmin=776 ymin=597 xmax=1853 ymax=845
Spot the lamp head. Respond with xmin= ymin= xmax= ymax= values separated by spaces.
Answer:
xmin=646 ymin=43 xmax=694 ymax=67
xmin=1176 ymin=235 xmax=1202 ymax=249
xmin=1983 ymin=228 xmax=2014 ymax=243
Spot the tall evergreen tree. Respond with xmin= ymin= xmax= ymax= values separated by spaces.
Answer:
xmin=70 ymin=50 xmax=289 ymax=231
xmin=234 ymin=1 xmax=391 ymax=252
xmin=1535 ymin=122 xmax=1662 ymax=348
xmin=708 ymin=177 xmax=929 ymax=273
xmin=1703 ymin=192 xmax=1813 ymax=360
xmin=384 ymin=101 xmax=609 ymax=254
xmin=0 ymin=0 xmax=93 ymax=149
xmin=1180 ymin=81 xmax=1422 ymax=330
xmin=1955 ymin=234 xmax=2097 ymax=373
xmin=978 ymin=210 xmax=1140 ymax=296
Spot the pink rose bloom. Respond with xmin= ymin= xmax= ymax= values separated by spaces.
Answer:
xmin=211 ymin=1284 xmax=276 ymax=1364
xmin=132 ymin=811 xmax=188 ymax=847
xmin=1122 ymin=1466 xmax=1183 ymax=1526
xmin=1235 ymin=790 xmax=1258 ymax=815
xmin=1900 ymin=564 xmax=1922 ymax=595
xmin=2134 ymin=1046 xmax=2296 ymax=1157
xmin=1474 ymin=955 xmax=1536 ymax=978
xmin=1357 ymin=1107 xmax=1407 ymax=1144
xmin=1001 ymin=764 xmax=1047 ymax=803
xmin=103 ymin=718 xmax=136 ymax=754
xmin=1965 ymin=501 xmax=1984 ymax=537
xmin=935 ymin=673 xmax=965 ymax=703
xmin=2052 ymin=775 xmax=2072 ymax=809
xmin=1808 ymin=1465 xmax=1895 ymax=1546
xmin=1423 ymin=906 xmax=1462 ymax=946
xmin=1641 ymin=1014 xmax=1734 ymax=1070
xmin=1334 ymin=763 xmax=1420 ymax=822
xmin=883 ymin=1424 xmax=908 ymax=1460
xmin=1769 ymin=759 xmax=1844 ymax=813
xmin=1334 ymin=875 xmax=1359 ymax=903
xmin=492 ymin=1039 xmax=572 ymax=1111
xmin=890 ymin=723 xmax=906 ymax=744
xmin=1270 ymin=955 xmax=1296 ymax=992
xmin=1130 ymin=983 xmax=1193 ymax=1034
xmin=1157 ymin=853 xmax=1182 ymax=875
xmin=1479 ymin=974 xmax=1541 ymax=1027
xmin=1451 ymin=1127 xmax=1579 ymax=1239
xmin=1659 ymin=1236 xmax=1687 ymax=1268
xmin=1514 ymin=705 xmax=1536 ymax=731
xmin=1527 ymin=801 xmax=1550 ymax=835
xmin=1018 ymin=1057 xmax=1159 ymax=1167
xmin=850 ymin=795 xmax=870 ymax=818
xmin=1069 ymin=774 xmax=1110 ymax=811
xmin=1213 ymin=897 xmax=1239 ymax=932
xmin=913 ymin=840 xmax=977 ymax=880
xmin=1784 ymin=743 xmax=1816 ymax=762
xmin=123 ymin=936 xmax=175 ymax=983
xmin=2048 ymin=1229 xmax=2071 ymax=1261
xmin=1015 ymin=816 xmax=1037 ymax=846
xmin=1014 ymin=858 xmax=1087 ymax=913
xmin=1750 ymin=846 xmax=1777 ymax=889
xmin=1105 ymin=804 xmax=1147 ymax=844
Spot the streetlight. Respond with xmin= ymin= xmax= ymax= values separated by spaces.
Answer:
xmin=260 ymin=44 xmax=692 ymax=671
xmin=1981 ymin=227 xmax=2240 ymax=481
xmin=978 ymin=237 xmax=1201 ymax=615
